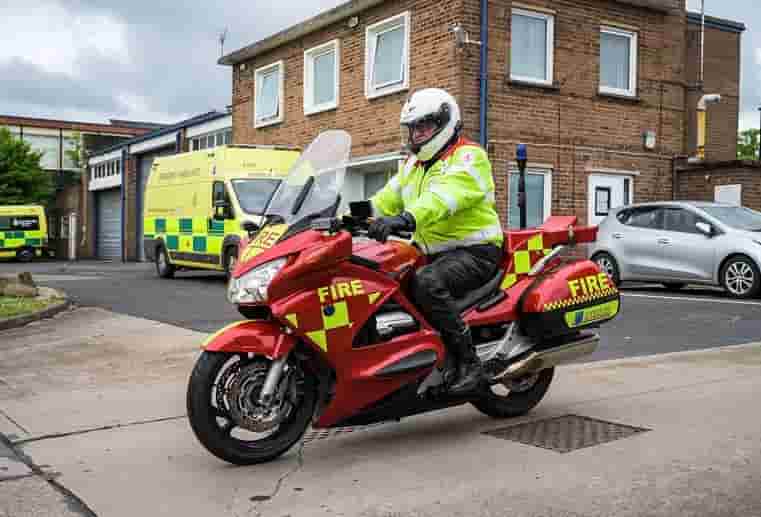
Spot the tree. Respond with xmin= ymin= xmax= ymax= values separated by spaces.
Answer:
xmin=0 ymin=127 xmax=53 ymax=205
xmin=737 ymin=128 xmax=760 ymax=160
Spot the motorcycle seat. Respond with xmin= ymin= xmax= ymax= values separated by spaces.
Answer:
xmin=452 ymin=270 xmax=505 ymax=314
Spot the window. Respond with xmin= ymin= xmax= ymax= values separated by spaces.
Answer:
xmin=255 ymin=61 xmax=284 ymax=128
xmin=663 ymin=208 xmax=705 ymax=235
xmin=510 ymin=8 xmax=554 ymax=85
xmin=595 ymin=187 xmax=611 ymax=217
xmin=224 ymin=130 xmax=232 ymax=145
xmin=620 ymin=207 xmax=662 ymax=229
xmin=600 ymin=26 xmax=637 ymax=97
xmin=365 ymin=12 xmax=410 ymax=99
xmin=0 ymin=216 xmax=40 ymax=232
xmin=231 ymin=179 xmax=281 ymax=215
xmin=190 ymin=129 xmax=232 ymax=151
xmin=305 ymin=40 xmax=340 ymax=115
xmin=701 ymin=205 xmax=761 ymax=231
xmin=507 ymin=169 xmax=552 ymax=228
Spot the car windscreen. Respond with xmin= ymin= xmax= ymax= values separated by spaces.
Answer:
xmin=701 ymin=206 xmax=761 ymax=231
xmin=231 ymin=179 xmax=281 ymax=215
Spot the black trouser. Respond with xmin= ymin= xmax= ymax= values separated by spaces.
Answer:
xmin=411 ymin=244 xmax=502 ymax=358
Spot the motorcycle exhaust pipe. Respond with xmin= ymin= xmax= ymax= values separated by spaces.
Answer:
xmin=501 ymin=332 xmax=599 ymax=379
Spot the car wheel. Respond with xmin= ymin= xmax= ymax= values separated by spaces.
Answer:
xmin=720 ymin=256 xmax=760 ymax=299
xmin=592 ymin=252 xmax=621 ymax=286
xmin=662 ymin=282 xmax=686 ymax=291
xmin=16 ymin=248 xmax=34 ymax=263
xmin=156 ymin=246 xmax=176 ymax=279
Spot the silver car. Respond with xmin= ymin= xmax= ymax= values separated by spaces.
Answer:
xmin=590 ymin=201 xmax=761 ymax=299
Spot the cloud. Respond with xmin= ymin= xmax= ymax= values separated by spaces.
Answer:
xmin=0 ymin=0 xmax=129 ymax=78
xmin=0 ymin=0 xmax=344 ymax=123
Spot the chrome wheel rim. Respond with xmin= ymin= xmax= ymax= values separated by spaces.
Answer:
xmin=158 ymin=251 xmax=167 ymax=271
xmin=596 ymin=256 xmax=615 ymax=279
xmin=489 ymin=373 xmax=540 ymax=397
xmin=726 ymin=261 xmax=755 ymax=295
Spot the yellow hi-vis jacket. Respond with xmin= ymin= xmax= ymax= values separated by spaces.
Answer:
xmin=371 ymin=137 xmax=504 ymax=255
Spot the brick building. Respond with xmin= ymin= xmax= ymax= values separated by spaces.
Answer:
xmin=0 ymin=115 xmax=158 ymax=259
xmin=219 ymin=0 xmax=744 ymax=230
xmin=84 ymin=111 xmax=232 ymax=261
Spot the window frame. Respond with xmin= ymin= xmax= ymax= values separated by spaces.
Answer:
xmin=599 ymin=26 xmax=638 ymax=98
xmin=254 ymin=60 xmax=285 ymax=128
xmin=365 ymin=11 xmax=411 ymax=100
xmin=509 ymin=8 xmax=555 ymax=86
xmin=507 ymin=167 xmax=553 ymax=229
xmin=304 ymin=39 xmax=340 ymax=115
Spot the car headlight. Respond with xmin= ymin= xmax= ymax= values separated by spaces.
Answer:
xmin=227 ymin=258 xmax=287 ymax=304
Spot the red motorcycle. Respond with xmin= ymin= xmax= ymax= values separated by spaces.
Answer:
xmin=187 ymin=130 xmax=621 ymax=465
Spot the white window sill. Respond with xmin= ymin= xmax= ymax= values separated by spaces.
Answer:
xmin=599 ymin=86 xmax=637 ymax=99
xmin=366 ymin=82 xmax=408 ymax=100
xmin=305 ymin=102 xmax=338 ymax=116
xmin=254 ymin=116 xmax=284 ymax=129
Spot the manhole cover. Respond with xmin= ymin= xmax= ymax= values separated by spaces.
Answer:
xmin=483 ymin=414 xmax=650 ymax=453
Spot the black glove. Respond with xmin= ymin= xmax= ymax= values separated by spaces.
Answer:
xmin=367 ymin=212 xmax=415 ymax=243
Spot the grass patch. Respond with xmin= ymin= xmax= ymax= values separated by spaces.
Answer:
xmin=0 ymin=296 xmax=62 ymax=319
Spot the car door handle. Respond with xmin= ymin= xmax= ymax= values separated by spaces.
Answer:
xmin=657 ymin=238 xmax=671 ymax=245
xmin=612 ymin=232 xmax=624 ymax=239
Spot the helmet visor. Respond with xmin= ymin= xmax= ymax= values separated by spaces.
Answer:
xmin=401 ymin=117 xmax=440 ymax=151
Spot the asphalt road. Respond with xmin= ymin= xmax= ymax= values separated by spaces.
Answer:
xmin=3 ymin=260 xmax=761 ymax=362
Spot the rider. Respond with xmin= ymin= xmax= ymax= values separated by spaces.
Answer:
xmin=367 ymin=88 xmax=504 ymax=394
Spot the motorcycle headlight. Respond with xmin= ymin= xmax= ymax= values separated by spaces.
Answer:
xmin=227 ymin=258 xmax=287 ymax=304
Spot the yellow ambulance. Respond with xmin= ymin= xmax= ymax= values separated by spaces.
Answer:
xmin=0 ymin=205 xmax=49 ymax=262
xmin=143 ymin=145 xmax=300 ymax=278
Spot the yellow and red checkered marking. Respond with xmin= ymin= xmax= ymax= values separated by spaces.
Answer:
xmin=543 ymin=287 xmax=618 ymax=312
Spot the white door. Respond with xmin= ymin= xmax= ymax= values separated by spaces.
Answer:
xmin=588 ymin=174 xmax=632 ymax=226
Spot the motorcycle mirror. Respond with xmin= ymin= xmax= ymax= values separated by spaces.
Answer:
xmin=241 ymin=221 xmax=260 ymax=234
xmin=349 ymin=200 xmax=372 ymax=219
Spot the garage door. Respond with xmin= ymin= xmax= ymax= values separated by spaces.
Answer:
xmin=96 ymin=188 xmax=121 ymax=260
xmin=137 ymin=148 xmax=174 ymax=261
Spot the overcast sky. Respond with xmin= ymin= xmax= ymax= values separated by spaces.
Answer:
xmin=0 ymin=1 xmax=758 ymax=130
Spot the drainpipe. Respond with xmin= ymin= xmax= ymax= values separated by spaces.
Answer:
xmin=479 ymin=0 xmax=488 ymax=148
xmin=696 ymin=94 xmax=721 ymax=161
xmin=120 ymin=147 xmax=128 ymax=262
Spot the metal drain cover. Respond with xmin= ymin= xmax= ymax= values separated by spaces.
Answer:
xmin=483 ymin=414 xmax=650 ymax=453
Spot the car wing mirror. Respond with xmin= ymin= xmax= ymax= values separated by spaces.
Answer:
xmin=695 ymin=221 xmax=713 ymax=237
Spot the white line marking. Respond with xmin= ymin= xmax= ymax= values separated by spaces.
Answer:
xmin=622 ymin=292 xmax=761 ymax=306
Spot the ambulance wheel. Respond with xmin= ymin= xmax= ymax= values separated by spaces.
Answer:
xmin=224 ymin=247 xmax=238 ymax=279
xmin=592 ymin=252 xmax=620 ymax=286
xmin=16 ymin=248 xmax=35 ymax=263
xmin=156 ymin=246 xmax=175 ymax=279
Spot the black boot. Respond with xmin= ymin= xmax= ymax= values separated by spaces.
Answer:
xmin=446 ymin=329 xmax=484 ymax=394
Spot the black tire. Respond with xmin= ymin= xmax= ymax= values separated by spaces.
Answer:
xmin=662 ymin=282 xmax=686 ymax=291
xmin=223 ymin=246 xmax=239 ymax=279
xmin=156 ymin=246 xmax=175 ymax=279
xmin=471 ymin=367 xmax=554 ymax=418
xmin=16 ymin=248 xmax=35 ymax=263
xmin=720 ymin=256 xmax=760 ymax=299
xmin=592 ymin=252 xmax=621 ymax=286
xmin=187 ymin=351 xmax=316 ymax=465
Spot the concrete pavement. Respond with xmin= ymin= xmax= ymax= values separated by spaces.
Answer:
xmin=1 ymin=308 xmax=761 ymax=516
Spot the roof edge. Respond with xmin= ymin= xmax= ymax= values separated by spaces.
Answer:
xmin=687 ymin=12 xmax=746 ymax=33
xmin=87 ymin=111 xmax=229 ymax=158
xmin=219 ymin=0 xmax=386 ymax=66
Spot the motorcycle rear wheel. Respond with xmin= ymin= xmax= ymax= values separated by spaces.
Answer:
xmin=471 ymin=367 xmax=554 ymax=418
xmin=187 ymin=351 xmax=316 ymax=465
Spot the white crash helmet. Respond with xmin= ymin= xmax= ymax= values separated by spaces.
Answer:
xmin=400 ymin=88 xmax=462 ymax=162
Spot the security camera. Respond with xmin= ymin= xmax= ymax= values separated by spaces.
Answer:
xmin=451 ymin=23 xmax=481 ymax=48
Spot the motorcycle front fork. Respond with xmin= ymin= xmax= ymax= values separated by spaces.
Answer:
xmin=258 ymin=353 xmax=289 ymax=407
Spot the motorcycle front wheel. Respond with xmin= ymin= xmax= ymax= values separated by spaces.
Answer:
xmin=187 ymin=351 xmax=317 ymax=465
xmin=471 ymin=367 xmax=554 ymax=418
